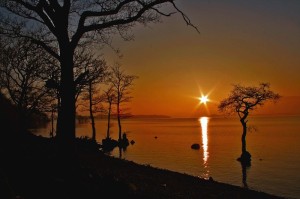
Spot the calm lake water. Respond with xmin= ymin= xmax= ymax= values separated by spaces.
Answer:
xmin=33 ymin=115 xmax=300 ymax=199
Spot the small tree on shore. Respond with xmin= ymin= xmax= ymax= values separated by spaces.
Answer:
xmin=218 ymin=83 xmax=280 ymax=163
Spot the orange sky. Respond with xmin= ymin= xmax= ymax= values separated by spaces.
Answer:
xmin=103 ymin=1 xmax=300 ymax=117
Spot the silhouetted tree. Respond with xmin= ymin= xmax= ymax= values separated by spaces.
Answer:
xmin=102 ymin=86 xmax=115 ymax=139
xmin=218 ymin=83 xmax=280 ymax=163
xmin=73 ymin=50 xmax=107 ymax=101
xmin=50 ymin=104 xmax=56 ymax=138
xmin=46 ymin=49 xmax=108 ymax=137
xmin=0 ymin=0 xmax=197 ymax=145
xmin=78 ymin=57 xmax=107 ymax=142
xmin=45 ymin=71 xmax=60 ymax=134
xmin=0 ymin=38 xmax=54 ymax=130
xmin=108 ymin=65 xmax=137 ymax=141
xmin=80 ymin=81 xmax=103 ymax=141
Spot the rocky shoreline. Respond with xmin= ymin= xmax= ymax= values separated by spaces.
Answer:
xmin=0 ymin=134 xmax=285 ymax=199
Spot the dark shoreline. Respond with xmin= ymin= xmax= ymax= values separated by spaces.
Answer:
xmin=0 ymin=134 xmax=285 ymax=199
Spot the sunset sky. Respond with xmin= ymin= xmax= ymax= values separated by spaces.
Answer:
xmin=104 ymin=0 xmax=300 ymax=117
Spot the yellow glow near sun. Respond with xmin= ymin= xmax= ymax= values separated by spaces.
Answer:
xmin=199 ymin=95 xmax=209 ymax=104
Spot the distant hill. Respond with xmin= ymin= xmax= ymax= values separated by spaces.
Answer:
xmin=93 ymin=114 xmax=171 ymax=119
xmin=130 ymin=114 xmax=171 ymax=119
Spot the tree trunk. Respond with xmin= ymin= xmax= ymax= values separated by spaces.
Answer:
xmin=56 ymin=45 xmax=76 ymax=142
xmin=241 ymin=120 xmax=247 ymax=154
xmin=17 ymin=106 xmax=27 ymax=132
xmin=51 ymin=108 xmax=54 ymax=138
xmin=55 ymin=93 xmax=61 ymax=136
xmin=118 ymin=146 xmax=123 ymax=159
xmin=88 ymin=81 xmax=96 ymax=141
xmin=117 ymin=99 xmax=122 ymax=141
xmin=54 ymin=41 xmax=78 ymax=167
xmin=238 ymin=116 xmax=251 ymax=163
xmin=106 ymin=101 xmax=112 ymax=139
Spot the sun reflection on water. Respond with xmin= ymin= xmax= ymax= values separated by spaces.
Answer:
xmin=199 ymin=117 xmax=209 ymax=178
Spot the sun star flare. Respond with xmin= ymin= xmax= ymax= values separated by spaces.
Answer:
xmin=199 ymin=95 xmax=209 ymax=104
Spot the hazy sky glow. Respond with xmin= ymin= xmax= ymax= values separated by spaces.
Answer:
xmin=104 ymin=0 xmax=300 ymax=117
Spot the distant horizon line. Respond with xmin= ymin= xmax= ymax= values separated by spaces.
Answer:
xmin=76 ymin=113 xmax=300 ymax=120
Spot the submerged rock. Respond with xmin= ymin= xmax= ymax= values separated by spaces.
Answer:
xmin=191 ymin=143 xmax=200 ymax=150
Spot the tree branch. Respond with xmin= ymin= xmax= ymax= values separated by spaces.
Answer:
xmin=12 ymin=0 xmax=57 ymax=35
xmin=170 ymin=1 xmax=200 ymax=33
xmin=71 ymin=0 xmax=199 ymax=47
xmin=24 ymin=35 xmax=60 ymax=60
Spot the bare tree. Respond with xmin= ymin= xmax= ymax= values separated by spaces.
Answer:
xmin=102 ymin=86 xmax=115 ymax=140
xmin=46 ymin=48 xmax=108 ymax=139
xmin=0 ymin=38 xmax=54 ymax=130
xmin=0 ymin=0 xmax=197 ymax=145
xmin=79 ymin=82 xmax=103 ymax=142
xmin=108 ymin=64 xmax=137 ymax=142
xmin=73 ymin=50 xmax=107 ymax=101
xmin=78 ymin=58 xmax=107 ymax=142
xmin=100 ymin=85 xmax=118 ymax=152
xmin=218 ymin=83 xmax=280 ymax=163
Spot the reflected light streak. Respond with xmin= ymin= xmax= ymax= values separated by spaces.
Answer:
xmin=200 ymin=117 xmax=209 ymax=164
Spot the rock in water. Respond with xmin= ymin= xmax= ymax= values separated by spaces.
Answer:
xmin=191 ymin=143 xmax=200 ymax=150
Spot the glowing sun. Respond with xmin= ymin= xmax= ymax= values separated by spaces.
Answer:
xmin=199 ymin=95 xmax=209 ymax=104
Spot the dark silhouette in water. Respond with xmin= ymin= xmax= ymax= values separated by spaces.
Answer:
xmin=120 ymin=133 xmax=130 ymax=147
xmin=130 ymin=140 xmax=135 ymax=145
xmin=191 ymin=143 xmax=200 ymax=150
xmin=240 ymin=160 xmax=251 ymax=189
xmin=102 ymin=133 xmax=130 ymax=153
xmin=218 ymin=83 xmax=280 ymax=163
xmin=118 ymin=146 xmax=127 ymax=159
xmin=102 ymin=137 xmax=119 ymax=152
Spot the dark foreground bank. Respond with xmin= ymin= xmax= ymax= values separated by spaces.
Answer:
xmin=0 ymin=134 xmax=284 ymax=199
